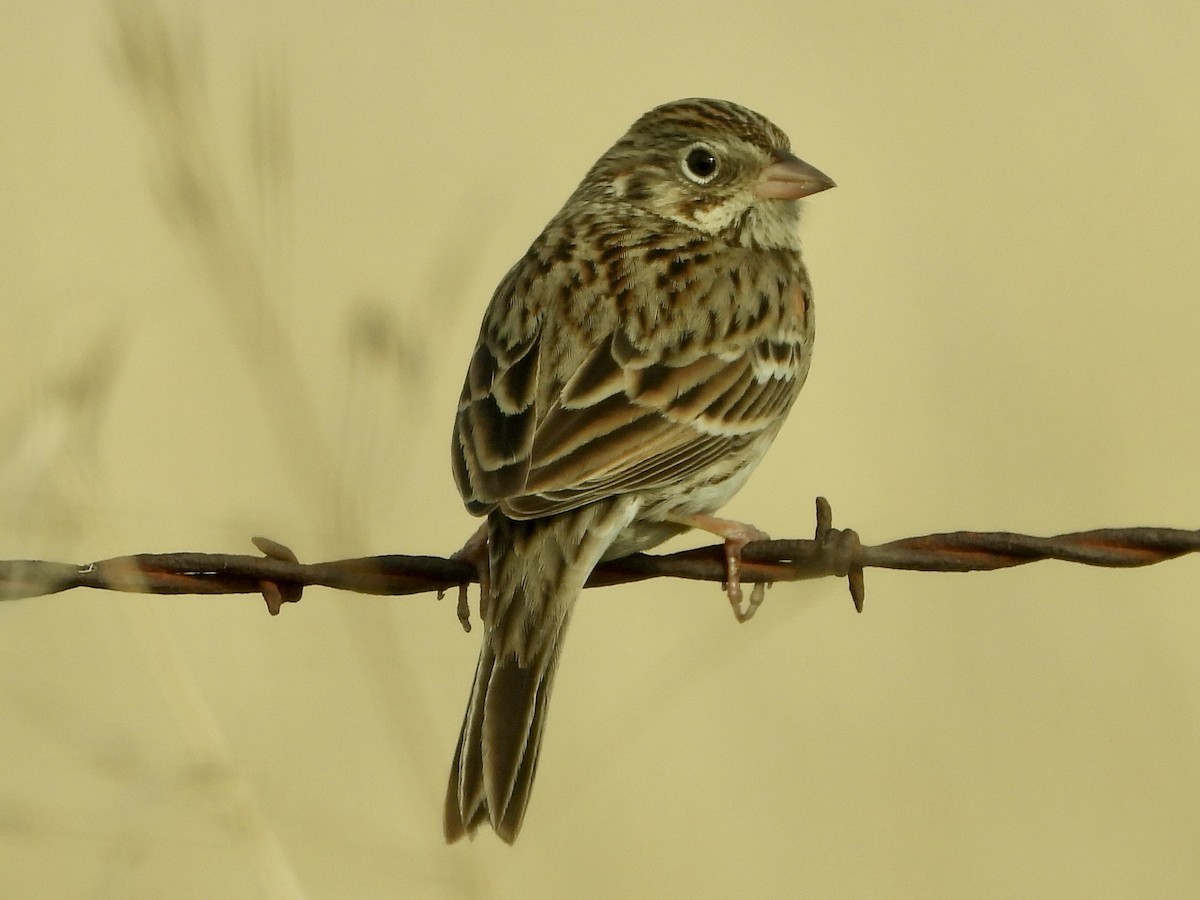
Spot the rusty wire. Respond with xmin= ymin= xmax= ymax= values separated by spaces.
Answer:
xmin=1 ymin=498 xmax=1197 ymax=619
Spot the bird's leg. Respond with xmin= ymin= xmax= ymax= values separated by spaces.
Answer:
xmin=667 ymin=513 xmax=770 ymax=623
xmin=449 ymin=523 xmax=490 ymax=632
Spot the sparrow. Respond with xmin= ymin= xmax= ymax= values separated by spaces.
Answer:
xmin=445 ymin=98 xmax=834 ymax=843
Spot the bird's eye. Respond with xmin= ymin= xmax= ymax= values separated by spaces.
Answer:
xmin=681 ymin=144 xmax=720 ymax=184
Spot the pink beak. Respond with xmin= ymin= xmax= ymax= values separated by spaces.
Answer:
xmin=754 ymin=150 xmax=836 ymax=200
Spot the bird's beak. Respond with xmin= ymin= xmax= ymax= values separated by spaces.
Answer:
xmin=754 ymin=150 xmax=836 ymax=200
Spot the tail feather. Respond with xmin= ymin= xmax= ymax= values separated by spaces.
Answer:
xmin=444 ymin=617 xmax=566 ymax=844
xmin=444 ymin=499 xmax=640 ymax=843
xmin=482 ymin=650 xmax=553 ymax=822
xmin=445 ymin=652 xmax=490 ymax=839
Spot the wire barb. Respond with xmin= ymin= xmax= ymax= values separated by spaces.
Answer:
xmin=2 ymin=498 xmax=1198 ymax=610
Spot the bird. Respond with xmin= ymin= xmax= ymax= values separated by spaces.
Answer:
xmin=445 ymin=98 xmax=834 ymax=843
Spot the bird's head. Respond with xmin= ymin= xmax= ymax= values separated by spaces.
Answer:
xmin=581 ymin=98 xmax=834 ymax=248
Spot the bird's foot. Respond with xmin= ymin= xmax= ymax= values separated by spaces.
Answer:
xmin=448 ymin=523 xmax=489 ymax=632
xmin=668 ymin=513 xmax=771 ymax=623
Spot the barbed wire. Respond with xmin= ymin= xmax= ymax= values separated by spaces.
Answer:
xmin=4 ymin=499 xmax=1196 ymax=623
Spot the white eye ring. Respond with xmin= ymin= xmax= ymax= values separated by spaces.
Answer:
xmin=680 ymin=143 xmax=720 ymax=184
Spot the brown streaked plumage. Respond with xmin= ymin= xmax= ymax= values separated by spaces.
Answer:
xmin=445 ymin=98 xmax=834 ymax=843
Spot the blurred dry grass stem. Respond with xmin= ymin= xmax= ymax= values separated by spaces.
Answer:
xmin=103 ymin=9 xmax=485 ymax=891
xmin=118 ymin=604 xmax=311 ymax=900
xmin=110 ymin=0 xmax=346 ymax=541
xmin=108 ymin=0 xmax=470 ymax=556
xmin=0 ymin=335 xmax=122 ymax=551
xmin=101 ymin=5 xmax=456 ymax=893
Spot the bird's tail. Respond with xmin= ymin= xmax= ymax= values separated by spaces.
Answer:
xmin=443 ymin=606 xmax=568 ymax=843
xmin=444 ymin=500 xmax=638 ymax=843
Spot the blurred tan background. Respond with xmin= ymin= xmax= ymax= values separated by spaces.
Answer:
xmin=3 ymin=1 xmax=1199 ymax=897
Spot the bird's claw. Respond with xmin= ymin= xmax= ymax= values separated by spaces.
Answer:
xmin=449 ymin=523 xmax=490 ymax=633
xmin=721 ymin=524 xmax=770 ymax=623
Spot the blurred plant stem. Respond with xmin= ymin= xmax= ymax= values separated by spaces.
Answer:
xmin=111 ymin=0 xmax=359 ymax=548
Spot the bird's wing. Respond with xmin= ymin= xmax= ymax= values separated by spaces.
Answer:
xmin=453 ymin=271 xmax=808 ymax=519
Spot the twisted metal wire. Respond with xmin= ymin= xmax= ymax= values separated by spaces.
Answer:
xmin=2 ymin=499 xmax=1197 ymax=619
